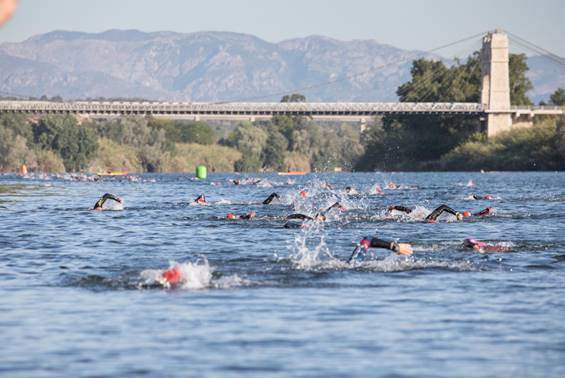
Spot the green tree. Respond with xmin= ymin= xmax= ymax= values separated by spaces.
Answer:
xmin=357 ymin=50 xmax=533 ymax=170
xmin=225 ymin=122 xmax=268 ymax=172
xmin=177 ymin=122 xmax=216 ymax=145
xmin=33 ymin=116 xmax=98 ymax=171
xmin=550 ymin=88 xmax=565 ymax=106
xmin=508 ymin=54 xmax=533 ymax=105
xmin=281 ymin=93 xmax=306 ymax=103
xmin=261 ymin=126 xmax=288 ymax=171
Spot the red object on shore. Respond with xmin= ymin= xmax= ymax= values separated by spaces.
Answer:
xmin=162 ymin=266 xmax=182 ymax=284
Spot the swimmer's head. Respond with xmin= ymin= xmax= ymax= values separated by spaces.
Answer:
xmin=484 ymin=194 xmax=493 ymax=200
xmin=233 ymin=179 xmax=240 ymax=185
xmin=195 ymin=194 xmax=206 ymax=203
xmin=345 ymin=186 xmax=352 ymax=193
xmin=485 ymin=207 xmax=493 ymax=214
xmin=360 ymin=237 xmax=371 ymax=250
xmin=299 ymin=190 xmax=308 ymax=198
xmin=226 ymin=213 xmax=236 ymax=220
xmin=464 ymin=238 xmax=478 ymax=248
xmin=462 ymin=211 xmax=472 ymax=218
xmin=316 ymin=214 xmax=327 ymax=222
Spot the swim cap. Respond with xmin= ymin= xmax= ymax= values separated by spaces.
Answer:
xmin=226 ymin=213 xmax=236 ymax=220
xmin=162 ymin=266 xmax=182 ymax=284
xmin=484 ymin=194 xmax=493 ymax=200
xmin=360 ymin=238 xmax=371 ymax=249
xmin=463 ymin=211 xmax=471 ymax=217
xmin=299 ymin=190 xmax=308 ymax=198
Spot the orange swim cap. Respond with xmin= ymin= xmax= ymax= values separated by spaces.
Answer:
xmin=463 ymin=211 xmax=472 ymax=217
xmin=162 ymin=266 xmax=182 ymax=284
xmin=299 ymin=190 xmax=308 ymax=198
xmin=226 ymin=213 xmax=236 ymax=220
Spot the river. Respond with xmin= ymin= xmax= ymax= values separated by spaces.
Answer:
xmin=1 ymin=172 xmax=564 ymax=377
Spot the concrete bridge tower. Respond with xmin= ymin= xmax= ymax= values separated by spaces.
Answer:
xmin=481 ymin=30 xmax=512 ymax=137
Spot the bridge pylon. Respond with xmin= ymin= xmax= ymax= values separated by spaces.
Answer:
xmin=480 ymin=29 xmax=513 ymax=137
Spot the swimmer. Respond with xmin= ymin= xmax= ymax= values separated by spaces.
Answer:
xmin=161 ymin=266 xmax=182 ymax=285
xmin=226 ymin=211 xmax=256 ymax=220
xmin=345 ymin=186 xmax=358 ymax=195
xmin=468 ymin=194 xmax=493 ymax=200
xmin=232 ymin=179 xmax=241 ymax=185
xmin=463 ymin=238 xmax=510 ymax=253
xmin=262 ymin=192 xmax=280 ymax=205
xmin=387 ymin=204 xmax=464 ymax=222
xmin=387 ymin=181 xmax=398 ymax=190
xmin=348 ymin=236 xmax=413 ymax=262
xmin=374 ymin=184 xmax=384 ymax=195
xmin=194 ymin=194 xmax=206 ymax=204
xmin=473 ymin=207 xmax=494 ymax=217
xmin=283 ymin=202 xmax=345 ymax=227
xmin=299 ymin=190 xmax=308 ymax=198
xmin=92 ymin=193 xmax=122 ymax=211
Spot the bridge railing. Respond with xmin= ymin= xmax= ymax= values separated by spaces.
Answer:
xmin=0 ymin=101 xmax=485 ymax=115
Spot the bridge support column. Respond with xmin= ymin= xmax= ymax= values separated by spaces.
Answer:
xmin=481 ymin=30 xmax=512 ymax=138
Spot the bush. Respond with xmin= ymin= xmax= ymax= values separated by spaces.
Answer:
xmin=441 ymin=120 xmax=563 ymax=170
xmin=33 ymin=116 xmax=98 ymax=171
xmin=88 ymin=138 xmax=142 ymax=173
xmin=165 ymin=143 xmax=241 ymax=172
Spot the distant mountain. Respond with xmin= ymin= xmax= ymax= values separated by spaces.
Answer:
xmin=0 ymin=29 xmax=562 ymax=103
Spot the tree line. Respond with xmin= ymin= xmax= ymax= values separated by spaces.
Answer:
xmin=1 ymin=51 xmax=564 ymax=173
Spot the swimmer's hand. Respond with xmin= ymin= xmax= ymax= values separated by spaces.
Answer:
xmin=392 ymin=242 xmax=413 ymax=256
xmin=347 ymin=243 xmax=362 ymax=264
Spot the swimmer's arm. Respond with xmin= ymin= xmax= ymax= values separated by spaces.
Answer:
xmin=102 ymin=193 xmax=122 ymax=203
xmin=426 ymin=204 xmax=458 ymax=221
xmin=286 ymin=214 xmax=313 ymax=221
xmin=370 ymin=238 xmax=413 ymax=255
xmin=388 ymin=205 xmax=412 ymax=214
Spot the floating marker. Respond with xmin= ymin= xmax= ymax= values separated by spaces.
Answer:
xmin=196 ymin=165 xmax=207 ymax=179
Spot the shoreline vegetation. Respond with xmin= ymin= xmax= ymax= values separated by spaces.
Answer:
xmin=1 ymin=53 xmax=564 ymax=173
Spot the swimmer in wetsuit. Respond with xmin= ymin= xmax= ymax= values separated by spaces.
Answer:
xmin=464 ymin=238 xmax=510 ymax=253
xmin=226 ymin=211 xmax=256 ymax=220
xmin=284 ymin=202 xmax=345 ymax=227
xmin=469 ymin=194 xmax=493 ymax=200
xmin=262 ymin=192 xmax=280 ymax=205
xmin=92 ymin=193 xmax=122 ymax=211
xmin=388 ymin=204 xmax=464 ymax=222
xmin=348 ymin=236 xmax=413 ymax=262
xmin=388 ymin=204 xmax=493 ymax=222
xmin=425 ymin=204 xmax=463 ymax=222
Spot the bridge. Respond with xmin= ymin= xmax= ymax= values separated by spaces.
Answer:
xmin=0 ymin=30 xmax=563 ymax=137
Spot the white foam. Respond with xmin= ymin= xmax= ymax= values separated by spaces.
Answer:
xmin=140 ymin=259 xmax=247 ymax=290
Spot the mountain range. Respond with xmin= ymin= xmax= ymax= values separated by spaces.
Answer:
xmin=0 ymin=29 xmax=562 ymax=103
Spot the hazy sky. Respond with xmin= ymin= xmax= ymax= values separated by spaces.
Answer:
xmin=1 ymin=0 xmax=564 ymax=56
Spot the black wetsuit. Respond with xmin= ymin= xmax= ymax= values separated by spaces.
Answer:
xmin=388 ymin=205 xmax=413 ymax=214
xmin=367 ymin=237 xmax=398 ymax=251
xmin=286 ymin=214 xmax=314 ymax=221
xmin=263 ymin=193 xmax=280 ymax=205
xmin=388 ymin=204 xmax=459 ymax=221
xmin=93 ymin=193 xmax=121 ymax=210
xmin=348 ymin=237 xmax=398 ymax=262
xmin=425 ymin=204 xmax=459 ymax=221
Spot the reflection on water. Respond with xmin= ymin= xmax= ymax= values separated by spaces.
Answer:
xmin=1 ymin=172 xmax=564 ymax=377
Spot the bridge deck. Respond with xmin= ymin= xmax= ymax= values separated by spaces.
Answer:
xmin=0 ymin=101 xmax=562 ymax=120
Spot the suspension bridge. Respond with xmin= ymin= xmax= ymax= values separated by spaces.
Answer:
xmin=0 ymin=30 xmax=563 ymax=138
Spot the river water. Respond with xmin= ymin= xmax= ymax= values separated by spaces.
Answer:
xmin=0 ymin=172 xmax=564 ymax=377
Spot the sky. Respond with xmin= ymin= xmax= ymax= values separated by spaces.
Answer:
xmin=0 ymin=0 xmax=564 ymax=57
